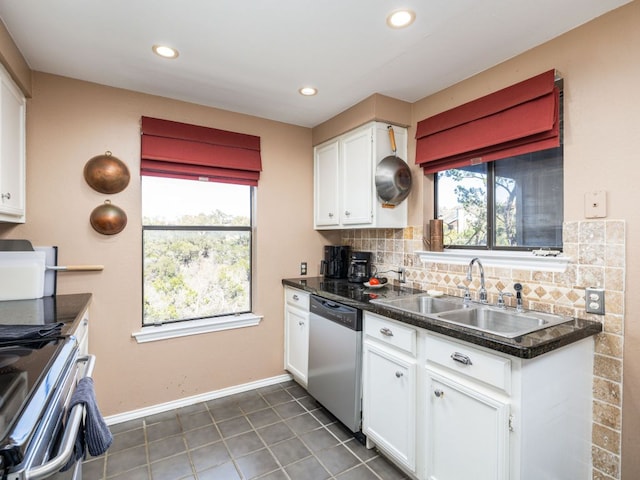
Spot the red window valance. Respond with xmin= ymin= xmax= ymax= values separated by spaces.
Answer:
xmin=140 ymin=116 xmax=262 ymax=186
xmin=415 ymin=70 xmax=559 ymax=174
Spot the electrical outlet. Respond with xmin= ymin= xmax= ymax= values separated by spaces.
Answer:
xmin=300 ymin=262 xmax=307 ymax=276
xmin=585 ymin=287 xmax=605 ymax=315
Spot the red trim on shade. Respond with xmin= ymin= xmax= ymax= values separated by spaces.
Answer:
xmin=415 ymin=70 xmax=559 ymax=174
xmin=140 ymin=116 xmax=262 ymax=186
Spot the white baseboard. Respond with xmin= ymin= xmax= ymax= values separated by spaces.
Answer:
xmin=104 ymin=373 xmax=293 ymax=426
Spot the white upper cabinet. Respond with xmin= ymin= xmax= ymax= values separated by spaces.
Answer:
xmin=0 ymin=63 xmax=26 ymax=223
xmin=314 ymin=122 xmax=409 ymax=230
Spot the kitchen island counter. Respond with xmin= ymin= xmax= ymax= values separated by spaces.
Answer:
xmin=283 ymin=277 xmax=602 ymax=359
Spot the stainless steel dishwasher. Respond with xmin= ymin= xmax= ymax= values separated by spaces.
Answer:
xmin=307 ymin=295 xmax=363 ymax=435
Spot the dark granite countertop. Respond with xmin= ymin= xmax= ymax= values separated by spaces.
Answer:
xmin=0 ymin=293 xmax=92 ymax=336
xmin=283 ymin=277 xmax=602 ymax=359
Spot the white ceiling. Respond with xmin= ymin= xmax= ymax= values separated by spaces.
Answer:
xmin=0 ymin=0 xmax=631 ymax=127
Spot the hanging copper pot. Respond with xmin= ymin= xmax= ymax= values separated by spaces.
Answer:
xmin=90 ymin=200 xmax=127 ymax=235
xmin=84 ymin=151 xmax=130 ymax=194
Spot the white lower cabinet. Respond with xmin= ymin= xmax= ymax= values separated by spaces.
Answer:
xmin=425 ymin=371 xmax=509 ymax=480
xmin=284 ymin=287 xmax=309 ymax=386
xmin=363 ymin=312 xmax=417 ymax=474
xmin=361 ymin=312 xmax=594 ymax=480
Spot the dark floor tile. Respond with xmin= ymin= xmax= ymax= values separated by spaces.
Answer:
xmin=310 ymin=407 xmax=338 ymax=425
xmin=197 ymin=461 xmax=242 ymax=480
xmin=189 ymin=440 xmax=231 ymax=472
xmin=146 ymin=417 xmax=182 ymax=442
xmin=256 ymin=383 xmax=284 ymax=395
xmin=285 ymin=413 xmax=322 ymax=434
xmin=366 ymin=455 xmax=409 ymax=479
xmin=183 ymin=424 xmax=221 ymax=449
xmin=262 ymin=389 xmax=294 ymax=406
xmin=246 ymin=407 xmax=280 ymax=428
xmin=148 ymin=435 xmax=186 ymax=462
xmin=235 ymin=448 xmax=280 ymax=479
xmin=270 ymin=437 xmax=311 ymax=466
xmin=257 ymin=421 xmax=295 ymax=445
xmin=109 ymin=418 xmax=143 ymax=435
xmin=110 ymin=427 xmax=146 ymax=453
xmin=326 ymin=421 xmax=354 ymax=442
xmin=335 ymin=464 xmax=380 ymax=480
xmin=285 ymin=383 xmax=308 ymax=399
xmin=176 ymin=402 xmax=208 ymax=417
xmin=217 ymin=416 xmax=253 ymax=438
xmin=256 ymin=470 xmax=289 ymax=480
xmin=180 ymin=410 xmax=214 ymax=431
xmin=210 ymin=403 xmax=245 ymax=422
xmin=226 ymin=430 xmax=265 ymax=457
xmin=145 ymin=410 xmax=178 ymax=425
xmin=344 ymin=439 xmax=379 ymax=462
xmin=316 ymin=444 xmax=361 ymax=475
xmin=106 ymin=444 xmax=148 ymax=477
xmin=285 ymin=456 xmax=331 ymax=480
xmin=300 ymin=428 xmax=340 ymax=453
xmin=150 ymin=452 xmax=193 ymax=480
xmin=82 ymin=456 xmax=105 ymax=480
xmin=107 ymin=464 xmax=150 ymax=480
xmin=273 ymin=400 xmax=306 ymax=419
xmin=298 ymin=396 xmax=320 ymax=411
xmin=238 ymin=395 xmax=270 ymax=414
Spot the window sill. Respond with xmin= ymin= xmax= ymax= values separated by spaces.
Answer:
xmin=415 ymin=249 xmax=570 ymax=272
xmin=132 ymin=313 xmax=263 ymax=344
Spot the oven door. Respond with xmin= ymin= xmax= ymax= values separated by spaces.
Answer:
xmin=6 ymin=354 xmax=95 ymax=480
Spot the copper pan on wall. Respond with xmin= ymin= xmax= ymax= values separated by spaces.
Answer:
xmin=84 ymin=151 xmax=130 ymax=194
xmin=90 ymin=200 xmax=127 ymax=235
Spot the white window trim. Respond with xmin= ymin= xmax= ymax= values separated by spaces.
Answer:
xmin=132 ymin=313 xmax=263 ymax=343
xmin=416 ymin=249 xmax=570 ymax=272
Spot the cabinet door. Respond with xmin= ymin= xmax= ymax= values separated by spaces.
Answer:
xmin=426 ymin=371 xmax=509 ymax=480
xmin=0 ymin=67 xmax=26 ymax=221
xmin=340 ymin=127 xmax=372 ymax=225
xmin=285 ymin=306 xmax=309 ymax=386
xmin=314 ymin=141 xmax=340 ymax=227
xmin=363 ymin=343 xmax=416 ymax=472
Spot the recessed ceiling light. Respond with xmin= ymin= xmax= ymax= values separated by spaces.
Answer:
xmin=386 ymin=9 xmax=416 ymax=28
xmin=299 ymin=87 xmax=318 ymax=96
xmin=152 ymin=44 xmax=179 ymax=59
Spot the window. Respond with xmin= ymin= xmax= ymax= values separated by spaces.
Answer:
xmin=435 ymin=146 xmax=563 ymax=249
xmin=142 ymin=176 xmax=252 ymax=326
xmin=433 ymin=82 xmax=564 ymax=251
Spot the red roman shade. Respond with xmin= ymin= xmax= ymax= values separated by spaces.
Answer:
xmin=415 ymin=70 xmax=560 ymax=174
xmin=140 ymin=116 xmax=262 ymax=186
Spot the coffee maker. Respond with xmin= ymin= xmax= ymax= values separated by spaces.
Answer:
xmin=320 ymin=245 xmax=351 ymax=279
xmin=348 ymin=251 xmax=373 ymax=283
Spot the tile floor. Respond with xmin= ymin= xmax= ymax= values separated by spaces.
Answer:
xmin=83 ymin=380 xmax=410 ymax=480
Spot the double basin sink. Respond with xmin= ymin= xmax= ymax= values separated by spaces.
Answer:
xmin=371 ymin=293 xmax=571 ymax=338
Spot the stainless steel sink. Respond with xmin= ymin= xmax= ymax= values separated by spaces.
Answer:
xmin=370 ymin=294 xmax=463 ymax=315
xmin=436 ymin=307 xmax=571 ymax=338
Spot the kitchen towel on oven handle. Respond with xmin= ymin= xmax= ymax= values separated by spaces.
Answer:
xmin=60 ymin=376 xmax=113 ymax=471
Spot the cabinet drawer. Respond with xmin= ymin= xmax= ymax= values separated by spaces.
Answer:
xmin=364 ymin=312 xmax=416 ymax=357
xmin=285 ymin=287 xmax=309 ymax=309
xmin=425 ymin=335 xmax=511 ymax=393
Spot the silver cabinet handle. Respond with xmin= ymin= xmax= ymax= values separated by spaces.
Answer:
xmin=395 ymin=371 xmax=404 ymax=378
xmin=380 ymin=327 xmax=394 ymax=337
xmin=434 ymin=389 xmax=444 ymax=398
xmin=345 ymin=210 xmax=351 ymax=216
xmin=298 ymin=321 xmax=304 ymax=326
xmin=328 ymin=212 xmax=334 ymax=218
xmin=292 ymin=294 xmax=299 ymax=301
xmin=451 ymin=352 xmax=473 ymax=365
xmin=0 ymin=192 xmax=10 ymax=200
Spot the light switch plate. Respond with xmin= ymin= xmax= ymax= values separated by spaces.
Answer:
xmin=585 ymin=287 xmax=605 ymax=315
xmin=584 ymin=191 xmax=607 ymax=218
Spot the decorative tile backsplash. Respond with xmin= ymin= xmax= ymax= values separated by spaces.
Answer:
xmin=342 ymin=219 xmax=625 ymax=480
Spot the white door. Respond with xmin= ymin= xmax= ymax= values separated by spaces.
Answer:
xmin=314 ymin=141 xmax=340 ymax=227
xmin=363 ymin=344 xmax=416 ymax=471
xmin=340 ymin=126 xmax=372 ymax=225
xmin=426 ymin=372 xmax=509 ymax=480
xmin=284 ymin=306 xmax=309 ymax=385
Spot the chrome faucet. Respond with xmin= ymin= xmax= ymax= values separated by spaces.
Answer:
xmin=467 ymin=257 xmax=487 ymax=303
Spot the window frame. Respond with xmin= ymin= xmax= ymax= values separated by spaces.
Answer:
xmin=140 ymin=179 xmax=255 ymax=328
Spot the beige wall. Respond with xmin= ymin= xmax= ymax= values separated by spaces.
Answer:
xmin=0 ymin=72 xmax=331 ymax=416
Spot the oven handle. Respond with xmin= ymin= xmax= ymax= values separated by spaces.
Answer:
xmin=24 ymin=354 xmax=96 ymax=480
